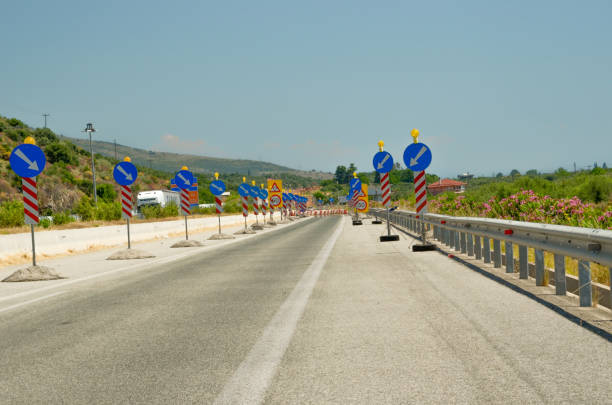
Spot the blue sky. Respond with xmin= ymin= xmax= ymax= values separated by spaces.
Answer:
xmin=2 ymin=0 xmax=611 ymax=177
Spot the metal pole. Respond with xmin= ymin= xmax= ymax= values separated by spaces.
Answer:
xmin=185 ymin=216 xmax=189 ymax=240
xmin=127 ymin=218 xmax=131 ymax=249
xmin=386 ymin=208 xmax=391 ymax=236
xmin=244 ymin=217 xmax=247 ymax=231
xmin=30 ymin=224 xmax=36 ymax=267
xmin=89 ymin=132 xmax=97 ymax=206
xmin=218 ymin=215 xmax=221 ymax=234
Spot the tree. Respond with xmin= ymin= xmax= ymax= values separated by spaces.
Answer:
xmin=526 ymin=169 xmax=538 ymax=177
xmin=347 ymin=163 xmax=357 ymax=177
xmin=334 ymin=165 xmax=348 ymax=184
xmin=373 ymin=171 xmax=380 ymax=183
xmin=603 ymin=162 xmax=608 ymax=169
xmin=45 ymin=142 xmax=77 ymax=165
xmin=496 ymin=172 xmax=503 ymax=178
xmin=510 ymin=169 xmax=521 ymax=177
xmin=594 ymin=162 xmax=598 ymax=168
xmin=400 ymin=169 xmax=414 ymax=183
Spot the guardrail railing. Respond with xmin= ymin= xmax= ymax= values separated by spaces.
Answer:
xmin=370 ymin=208 xmax=612 ymax=310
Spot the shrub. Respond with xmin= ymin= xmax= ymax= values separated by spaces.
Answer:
xmin=95 ymin=201 xmax=121 ymax=221
xmin=96 ymin=183 xmax=117 ymax=203
xmin=7 ymin=118 xmax=24 ymax=127
xmin=0 ymin=200 xmax=24 ymax=227
xmin=74 ymin=196 xmax=95 ymax=221
xmin=32 ymin=128 xmax=59 ymax=146
xmin=52 ymin=211 xmax=75 ymax=225
xmin=45 ymin=142 xmax=77 ymax=165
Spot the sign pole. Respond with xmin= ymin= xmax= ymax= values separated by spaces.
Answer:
xmin=185 ymin=215 xmax=189 ymax=240
xmin=30 ymin=224 xmax=36 ymax=267
xmin=127 ymin=217 xmax=131 ymax=249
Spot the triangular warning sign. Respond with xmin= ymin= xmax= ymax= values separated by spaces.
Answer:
xmin=270 ymin=183 xmax=280 ymax=192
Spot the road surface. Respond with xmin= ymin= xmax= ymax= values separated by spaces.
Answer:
xmin=0 ymin=216 xmax=610 ymax=404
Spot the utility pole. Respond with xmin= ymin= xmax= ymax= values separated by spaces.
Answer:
xmin=42 ymin=114 xmax=50 ymax=128
xmin=114 ymin=139 xmax=118 ymax=161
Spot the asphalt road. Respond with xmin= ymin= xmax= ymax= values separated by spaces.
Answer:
xmin=0 ymin=216 xmax=611 ymax=404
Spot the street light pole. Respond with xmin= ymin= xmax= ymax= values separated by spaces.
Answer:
xmin=84 ymin=123 xmax=97 ymax=206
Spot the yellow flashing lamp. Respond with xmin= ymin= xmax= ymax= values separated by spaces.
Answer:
xmin=215 ymin=172 xmax=219 ymax=180
xmin=411 ymin=128 xmax=419 ymax=143
xmin=24 ymin=136 xmax=36 ymax=145
xmin=123 ymin=156 xmax=131 ymax=162
xmin=378 ymin=140 xmax=384 ymax=152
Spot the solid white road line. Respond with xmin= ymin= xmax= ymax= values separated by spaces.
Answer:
xmin=0 ymin=291 xmax=65 ymax=314
xmin=214 ymin=217 xmax=344 ymax=405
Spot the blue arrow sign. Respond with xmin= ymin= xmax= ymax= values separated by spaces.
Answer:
xmin=259 ymin=189 xmax=269 ymax=199
xmin=238 ymin=182 xmax=250 ymax=197
xmin=372 ymin=151 xmax=394 ymax=174
xmin=330 ymin=197 xmax=334 ymax=203
xmin=209 ymin=180 xmax=226 ymax=196
xmin=249 ymin=185 xmax=260 ymax=198
xmin=174 ymin=170 xmax=194 ymax=189
xmin=403 ymin=142 xmax=432 ymax=172
xmin=9 ymin=144 xmax=46 ymax=178
xmin=349 ymin=178 xmax=361 ymax=191
xmin=113 ymin=161 xmax=138 ymax=186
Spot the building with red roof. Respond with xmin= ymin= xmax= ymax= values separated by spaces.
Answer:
xmin=427 ymin=179 xmax=467 ymax=196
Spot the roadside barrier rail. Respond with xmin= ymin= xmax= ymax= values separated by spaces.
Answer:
xmin=370 ymin=208 xmax=612 ymax=310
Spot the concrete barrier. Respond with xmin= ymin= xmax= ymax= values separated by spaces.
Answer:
xmin=0 ymin=215 xmax=248 ymax=261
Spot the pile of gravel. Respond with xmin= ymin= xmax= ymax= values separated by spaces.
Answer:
xmin=106 ymin=249 xmax=156 ymax=260
xmin=208 ymin=233 xmax=236 ymax=240
xmin=170 ymin=240 xmax=204 ymax=248
xmin=2 ymin=266 xmax=65 ymax=282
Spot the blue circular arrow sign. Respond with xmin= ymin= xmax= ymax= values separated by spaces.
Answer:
xmin=209 ymin=180 xmax=226 ymax=196
xmin=330 ymin=197 xmax=334 ymax=203
xmin=249 ymin=185 xmax=260 ymax=198
xmin=238 ymin=183 xmax=250 ymax=197
xmin=113 ymin=161 xmax=138 ymax=186
xmin=403 ymin=142 xmax=432 ymax=172
xmin=174 ymin=170 xmax=194 ymax=189
xmin=372 ymin=151 xmax=394 ymax=174
xmin=9 ymin=144 xmax=46 ymax=178
xmin=349 ymin=178 xmax=361 ymax=191
xmin=259 ymin=189 xmax=269 ymax=199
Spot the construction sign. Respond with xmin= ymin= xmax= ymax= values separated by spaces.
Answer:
xmin=356 ymin=184 xmax=369 ymax=213
xmin=267 ymin=179 xmax=283 ymax=208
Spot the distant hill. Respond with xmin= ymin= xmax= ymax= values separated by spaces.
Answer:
xmin=64 ymin=136 xmax=333 ymax=180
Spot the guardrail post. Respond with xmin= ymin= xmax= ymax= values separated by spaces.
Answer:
xmin=449 ymin=230 xmax=455 ymax=249
xmin=443 ymin=228 xmax=448 ymax=245
xmin=455 ymin=231 xmax=461 ymax=252
xmin=467 ymin=233 xmax=474 ymax=256
xmin=578 ymin=260 xmax=592 ymax=307
xmin=505 ymin=241 xmax=514 ymax=273
xmin=474 ymin=235 xmax=482 ymax=260
xmin=519 ymin=245 xmax=528 ymax=279
xmin=535 ymin=249 xmax=545 ymax=286
xmin=483 ymin=237 xmax=491 ymax=263
xmin=460 ymin=232 xmax=467 ymax=253
xmin=493 ymin=239 xmax=501 ymax=268
xmin=554 ymin=254 xmax=566 ymax=295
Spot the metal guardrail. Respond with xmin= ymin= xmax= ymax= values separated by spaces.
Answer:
xmin=370 ymin=208 xmax=612 ymax=310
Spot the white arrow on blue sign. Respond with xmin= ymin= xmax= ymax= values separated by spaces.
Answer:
xmin=372 ymin=151 xmax=394 ymax=173
xmin=403 ymin=142 xmax=432 ymax=172
xmin=349 ymin=177 xmax=361 ymax=191
xmin=259 ymin=189 xmax=269 ymax=200
xmin=209 ymin=180 xmax=226 ymax=196
xmin=113 ymin=161 xmax=138 ymax=186
xmin=9 ymin=144 xmax=46 ymax=178
xmin=238 ymin=183 xmax=250 ymax=197
xmin=174 ymin=170 xmax=194 ymax=189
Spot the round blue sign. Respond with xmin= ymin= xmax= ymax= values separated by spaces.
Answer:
xmin=350 ymin=178 xmax=361 ymax=191
xmin=174 ymin=170 xmax=194 ymax=189
xmin=330 ymin=197 xmax=334 ymax=203
xmin=403 ymin=142 xmax=432 ymax=172
xmin=209 ymin=180 xmax=226 ymax=196
xmin=249 ymin=185 xmax=259 ymax=198
xmin=372 ymin=151 xmax=394 ymax=174
xmin=259 ymin=189 xmax=269 ymax=199
xmin=113 ymin=161 xmax=138 ymax=186
xmin=9 ymin=144 xmax=46 ymax=178
xmin=238 ymin=182 xmax=250 ymax=197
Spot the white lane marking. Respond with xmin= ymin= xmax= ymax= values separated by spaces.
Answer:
xmin=0 ymin=217 xmax=315 ymax=305
xmin=214 ymin=217 xmax=344 ymax=405
xmin=0 ymin=291 xmax=65 ymax=314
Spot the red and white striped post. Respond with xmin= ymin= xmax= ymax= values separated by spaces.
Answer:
xmin=22 ymin=176 xmax=40 ymax=266
xmin=260 ymin=184 xmax=267 ymax=224
xmin=241 ymin=195 xmax=249 ymax=230
xmin=120 ymin=184 xmax=133 ymax=248
xmin=214 ymin=172 xmax=224 ymax=235
xmin=180 ymin=187 xmax=191 ymax=240
xmin=379 ymin=140 xmax=393 ymax=236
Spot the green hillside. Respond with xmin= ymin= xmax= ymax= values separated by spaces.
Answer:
xmin=64 ymin=136 xmax=333 ymax=180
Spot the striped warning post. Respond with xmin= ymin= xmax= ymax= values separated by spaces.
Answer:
xmin=180 ymin=188 xmax=191 ymax=216
xmin=414 ymin=170 xmax=427 ymax=214
xmin=262 ymin=198 xmax=267 ymax=216
xmin=241 ymin=196 xmax=248 ymax=217
xmin=120 ymin=185 xmax=133 ymax=219
xmin=381 ymin=172 xmax=391 ymax=208
xmin=253 ymin=197 xmax=259 ymax=216
xmin=215 ymin=196 xmax=223 ymax=214
xmin=22 ymin=177 xmax=39 ymax=225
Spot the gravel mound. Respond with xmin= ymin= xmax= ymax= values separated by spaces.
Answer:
xmin=208 ymin=233 xmax=236 ymax=240
xmin=106 ymin=249 xmax=156 ymax=260
xmin=250 ymin=224 xmax=265 ymax=230
xmin=170 ymin=240 xmax=204 ymax=248
xmin=234 ymin=229 xmax=256 ymax=235
xmin=2 ymin=266 xmax=64 ymax=282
